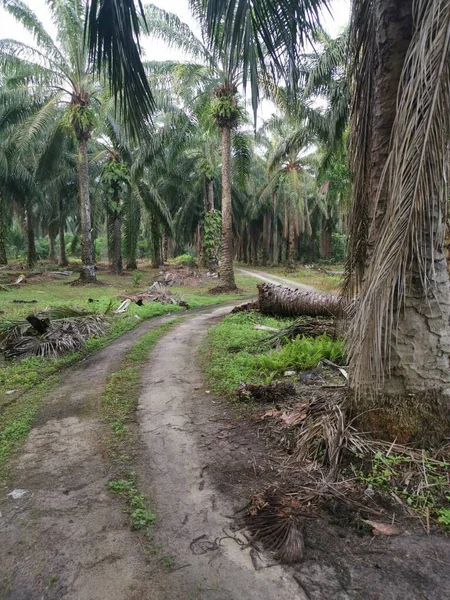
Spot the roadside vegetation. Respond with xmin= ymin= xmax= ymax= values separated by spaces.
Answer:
xmin=204 ymin=311 xmax=345 ymax=396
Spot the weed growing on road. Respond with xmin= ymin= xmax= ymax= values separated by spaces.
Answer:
xmin=109 ymin=473 xmax=156 ymax=530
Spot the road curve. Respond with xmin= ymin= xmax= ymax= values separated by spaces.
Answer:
xmin=237 ymin=267 xmax=318 ymax=293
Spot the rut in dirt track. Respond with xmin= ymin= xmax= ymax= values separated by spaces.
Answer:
xmin=0 ymin=313 xmax=182 ymax=600
xmin=137 ymin=305 xmax=307 ymax=600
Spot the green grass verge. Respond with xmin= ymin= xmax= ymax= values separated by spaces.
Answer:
xmin=203 ymin=311 xmax=345 ymax=396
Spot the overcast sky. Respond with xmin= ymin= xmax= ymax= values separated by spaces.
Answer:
xmin=0 ymin=0 xmax=350 ymax=61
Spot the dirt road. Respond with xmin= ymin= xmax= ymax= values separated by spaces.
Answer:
xmin=137 ymin=306 xmax=306 ymax=600
xmin=2 ymin=292 xmax=450 ymax=600
xmin=0 ymin=314 xmax=180 ymax=600
xmin=237 ymin=267 xmax=317 ymax=292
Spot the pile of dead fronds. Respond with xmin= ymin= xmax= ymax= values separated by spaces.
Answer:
xmin=245 ymin=391 xmax=450 ymax=560
xmin=264 ymin=316 xmax=343 ymax=345
xmin=0 ymin=306 xmax=108 ymax=359
xmin=119 ymin=282 xmax=189 ymax=309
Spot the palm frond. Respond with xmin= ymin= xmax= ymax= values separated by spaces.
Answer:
xmin=85 ymin=0 xmax=155 ymax=140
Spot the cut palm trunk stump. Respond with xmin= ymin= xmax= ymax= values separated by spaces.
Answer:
xmin=257 ymin=283 xmax=348 ymax=318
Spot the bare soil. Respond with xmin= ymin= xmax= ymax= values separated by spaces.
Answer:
xmin=1 ymin=298 xmax=449 ymax=600
xmin=0 ymin=315 xmax=177 ymax=600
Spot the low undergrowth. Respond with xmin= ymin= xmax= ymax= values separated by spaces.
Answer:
xmin=353 ymin=449 xmax=450 ymax=529
xmin=204 ymin=311 xmax=345 ymax=396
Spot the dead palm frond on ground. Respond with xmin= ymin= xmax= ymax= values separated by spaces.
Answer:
xmin=0 ymin=306 xmax=108 ymax=359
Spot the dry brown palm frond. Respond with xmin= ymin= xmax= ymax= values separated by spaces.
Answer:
xmin=245 ymin=490 xmax=306 ymax=564
xmin=0 ymin=306 xmax=108 ymax=359
xmin=348 ymin=0 xmax=450 ymax=392
xmin=344 ymin=0 xmax=375 ymax=296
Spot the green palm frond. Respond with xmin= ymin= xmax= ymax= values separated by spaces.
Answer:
xmin=190 ymin=0 xmax=330 ymax=123
xmin=144 ymin=4 xmax=210 ymax=63
xmin=85 ymin=0 xmax=155 ymax=140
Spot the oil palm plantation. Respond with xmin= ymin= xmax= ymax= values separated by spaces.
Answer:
xmin=0 ymin=0 xmax=102 ymax=281
xmin=202 ymin=0 xmax=450 ymax=420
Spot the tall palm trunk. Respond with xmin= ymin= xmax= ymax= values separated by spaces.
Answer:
xmin=272 ymin=193 xmax=278 ymax=265
xmin=112 ymin=210 xmax=123 ymax=274
xmin=219 ymin=125 xmax=237 ymax=289
xmin=348 ymin=0 xmax=450 ymax=442
xmin=25 ymin=206 xmax=37 ymax=268
xmin=207 ymin=178 xmax=214 ymax=212
xmin=58 ymin=198 xmax=68 ymax=267
xmin=287 ymin=202 xmax=296 ymax=268
xmin=0 ymin=196 xmax=7 ymax=265
xmin=48 ymin=225 xmax=57 ymax=262
xmin=78 ymin=138 xmax=96 ymax=282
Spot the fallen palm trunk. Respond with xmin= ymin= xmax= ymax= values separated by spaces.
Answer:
xmin=257 ymin=283 xmax=349 ymax=318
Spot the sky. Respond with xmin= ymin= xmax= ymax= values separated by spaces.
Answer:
xmin=0 ymin=0 xmax=350 ymax=60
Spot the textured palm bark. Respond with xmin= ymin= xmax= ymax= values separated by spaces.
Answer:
xmin=58 ymin=198 xmax=68 ymax=267
xmin=112 ymin=210 xmax=123 ymax=274
xmin=150 ymin=217 xmax=161 ymax=268
xmin=355 ymin=0 xmax=450 ymax=403
xmin=25 ymin=207 xmax=37 ymax=268
xmin=258 ymin=283 xmax=348 ymax=318
xmin=272 ymin=193 xmax=279 ymax=265
xmin=0 ymin=196 xmax=7 ymax=265
xmin=219 ymin=125 xmax=237 ymax=289
xmin=365 ymin=0 xmax=413 ymax=262
xmin=385 ymin=256 xmax=450 ymax=394
xmin=48 ymin=227 xmax=56 ymax=262
xmin=321 ymin=216 xmax=333 ymax=260
xmin=207 ymin=178 xmax=214 ymax=212
xmin=287 ymin=203 xmax=297 ymax=267
xmin=78 ymin=138 xmax=96 ymax=282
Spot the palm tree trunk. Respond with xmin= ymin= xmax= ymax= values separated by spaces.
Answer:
xmin=365 ymin=1 xmax=414 ymax=264
xmin=49 ymin=228 xmax=56 ymax=262
xmin=58 ymin=198 xmax=68 ymax=267
xmin=287 ymin=202 xmax=296 ymax=268
xmin=321 ymin=214 xmax=333 ymax=260
xmin=257 ymin=283 xmax=347 ymax=318
xmin=272 ymin=194 xmax=278 ymax=265
xmin=25 ymin=206 xmax=37 ymax=268
xmin=112 ymin=210 xmax=123 ymax=274
xmin=150 ymin=217 xmax=161 ymax=268
xmin=219 ymin=125 xmax=237 ymax=289
xmin=207 ymin=178 xmax=214 ymax=211
xmin=262 ymin=215 xmax=269 ymax=266
xmin=78 ymin=138 xmax=96 ymax=282
xmin=0 ymin=196 xmax=7 ymax=265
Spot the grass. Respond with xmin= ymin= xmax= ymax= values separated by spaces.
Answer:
xmin=203 ymin=311 xmax=345 ymax=396
xmin=0 ymin=268 xmax=256 ymax=398
xmin=352 ymin=450 xmax=450 ymax=531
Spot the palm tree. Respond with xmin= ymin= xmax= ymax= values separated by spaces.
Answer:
xmin=144 ymin=4 xmax=243 ymax=288
xmin=201 ymin=0 xmax=450 ymax=426
xmin=345 ymin=0 xmax=450 ymax=408
xmin=0 ymin=0 xmax=101 ymax=282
